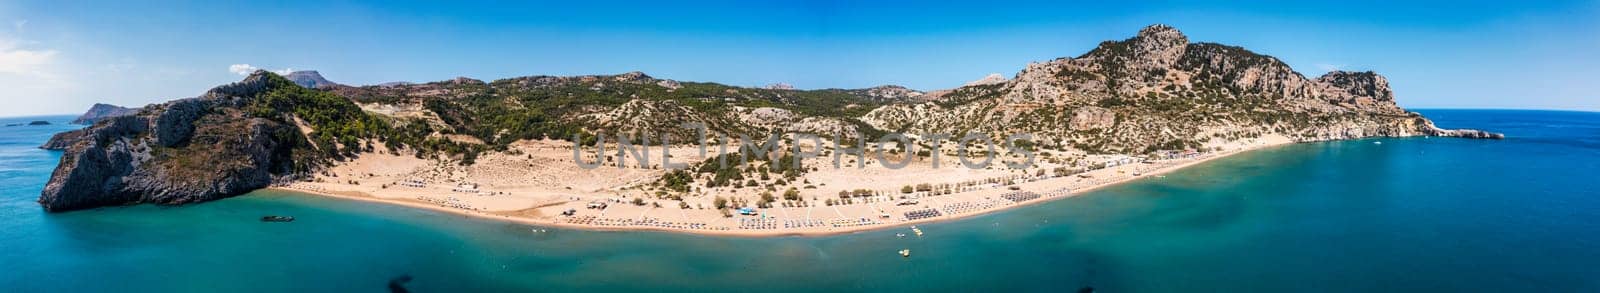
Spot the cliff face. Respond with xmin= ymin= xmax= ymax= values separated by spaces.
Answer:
xmin=69 ymin=103 xmax=141 ymax=125
xmin=39 ymin=73 xmax=307 ymax=212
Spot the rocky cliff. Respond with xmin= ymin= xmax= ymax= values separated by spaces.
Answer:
xmin=38 ymin=71 xmax=360 ymax=212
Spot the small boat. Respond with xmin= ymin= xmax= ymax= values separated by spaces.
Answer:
xmin=1373 ymin=141 xmax=1383 ymax=145
xmin=899 ymin=249 xmax=911 ymax=257
xmin=895 ymin=233 xmax=906 ymax=237
xmin=260 ymin=215 xmax=295 ymax=222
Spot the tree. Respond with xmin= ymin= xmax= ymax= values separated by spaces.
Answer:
xmin=758 ymin=192 xmax=776 ymax=208
xmin=714 ymin=196 xmax=729 ymax=209
xmin=783 ymin=187 xmax=801 ymax=201
xmin=901 ymin=185 xmax=914 ymax=194
xmin=659 ymin=170 xmax=693 ymax=193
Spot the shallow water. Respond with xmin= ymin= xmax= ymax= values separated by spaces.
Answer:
xmin=2 ymin=110 xmax=1596 ymax=292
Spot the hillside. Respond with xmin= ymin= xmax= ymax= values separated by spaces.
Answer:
xmin=325 ymin=71 xmax=902 ymax=153
xmin=863 ymin=24 xmax=1496 ymax=154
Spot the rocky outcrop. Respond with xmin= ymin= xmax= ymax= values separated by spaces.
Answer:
xmin=1069 ymin=106 xmax=1116 ymax=130
xmin=38 ymin=72 xmax=305 ymax=212
xmin=40 ymin=129 xmax=87 ymax=150
xmin=1426 ymin=127 xmax=1506 ymax=139
xmin=857 ymin=85 xmax=925 ymax=102
xmin=70 ymin=103 xmax=141 ymax=125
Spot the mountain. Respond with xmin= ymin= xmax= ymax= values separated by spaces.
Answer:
xmin=864 ymin=24 xmax=1498 ymax=153
xmin=38 ymin=25 xmax=1500 ymax=211
xmin=69 ymin=103 xmax=141 ymax=125
xmin=282 ymin=70 xmax=341 ymax=89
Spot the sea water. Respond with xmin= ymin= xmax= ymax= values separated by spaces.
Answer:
xmin=1 ymin=110 xmax=1596 ymax=292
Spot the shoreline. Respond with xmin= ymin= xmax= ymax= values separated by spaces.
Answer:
xmin=270 ymin=141 xmax=1286 ymax=238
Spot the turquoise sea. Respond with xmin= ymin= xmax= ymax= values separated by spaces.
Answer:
xmin=1 ymin=110 xmax=1596 ymax=292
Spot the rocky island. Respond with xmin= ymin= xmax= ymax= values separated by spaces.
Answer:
xmin=39 ymin=25 xmax=1501 ymax=234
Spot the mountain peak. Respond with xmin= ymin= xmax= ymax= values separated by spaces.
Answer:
xmin=615 ymin=71 xmax=654 ymax=82
xmin=1137 ymin=24 xmax=1183 ymax=39
xmin=964 ymin=73 xmax=1008 ymax=87
xmin=1129 ymin=24 xmax=1188 ymax=66
xmin=282 ymin=70 xmax=340 ymax=89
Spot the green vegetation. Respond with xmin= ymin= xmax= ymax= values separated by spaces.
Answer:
xmin=237 ymin=73 xmax=507 ymax=169
xmin=336 ymin=73 xmax=896 ymax=165
xmin=658 ymin=170 xmax=694 ymax=193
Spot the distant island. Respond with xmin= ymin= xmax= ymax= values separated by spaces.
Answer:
xmin=7 ymin=121 xmax=52 ymax=127
xmin=38 ymin=25 xmax=1500 ymax=235
xmin=70 ymin=103 xmax=141 ymax=125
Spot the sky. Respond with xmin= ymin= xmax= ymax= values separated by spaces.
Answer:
xmin=1 ymin=0 xmax=1597 ymax=117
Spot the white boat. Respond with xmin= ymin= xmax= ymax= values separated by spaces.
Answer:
xmin=899 ymin=249 xmax=911 ymax=257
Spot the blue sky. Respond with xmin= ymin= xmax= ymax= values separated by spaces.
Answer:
xmin=2 ymin=0 xmax=1597 ymax=116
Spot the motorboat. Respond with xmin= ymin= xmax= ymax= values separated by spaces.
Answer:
xmin=260 ymin=215 xmax=295 ymax=222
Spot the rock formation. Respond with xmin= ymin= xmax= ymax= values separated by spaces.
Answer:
xmin=38 ymin=72 xmax=319 ymax=211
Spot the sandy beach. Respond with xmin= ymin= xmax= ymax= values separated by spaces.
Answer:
xmin=274 ymin=135 xmax=1292 ymax=237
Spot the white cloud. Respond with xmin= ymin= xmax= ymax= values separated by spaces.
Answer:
xmin=0 ymin=34 xmax=76 ymax=116
xmin=227 ymin=63 xmax=258 ymax=75
xmin=0 ymin=36 xmax=58 ymax=77
xmin=228 ymin=63 xmax=294 ymax=76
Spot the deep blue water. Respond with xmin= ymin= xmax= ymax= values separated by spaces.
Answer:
xmin=1 ymin=110 xmax=1596 ymax=292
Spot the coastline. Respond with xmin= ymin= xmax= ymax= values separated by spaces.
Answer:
xmin=270 ymin=140 xmax=1289 ymax=237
